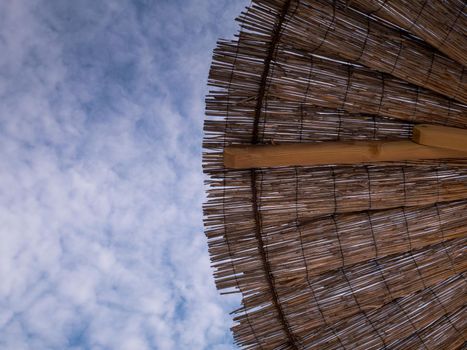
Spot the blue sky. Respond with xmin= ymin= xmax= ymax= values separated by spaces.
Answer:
xmin=0 ymin=0 xmax=249 ymax=349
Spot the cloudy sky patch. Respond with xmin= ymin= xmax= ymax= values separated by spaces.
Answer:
xmin=0 ymin=0 xmax=249 ymax=349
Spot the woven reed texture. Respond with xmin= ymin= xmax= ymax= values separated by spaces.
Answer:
xmin=348 ymin=0 xmax=467 ymax=67
xmin=221 ymin=234 xmax=465 ymax=347
xmin=209 ymin=41 xmax=467 ymax=129
xmin=272 ymin=273 xmax=467 ymax=349
xmin=252 ymin=0 xmax=467 ymax=103
xmin=389 ymin=305 xmax=466 ymax=349
xmin=204 ymin=106 xmax=414 ymax=147
xmin=203 ymin=0 xmax=467 ymax=349
xmin=264 ymin=200 xmax=467 ymax=279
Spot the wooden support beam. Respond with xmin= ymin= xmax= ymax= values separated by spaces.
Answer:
xmin=412 ymin=124 xmax=467 ymax=153
xmin=224 ymin=140 xmax=467 ymax=169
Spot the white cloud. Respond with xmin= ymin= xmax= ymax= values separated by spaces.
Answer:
xmin=0 ymin=0 xmax=248 ymax=349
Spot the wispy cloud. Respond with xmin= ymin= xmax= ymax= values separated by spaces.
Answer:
xmin=0 ymin=0 xmax=248 ymax=348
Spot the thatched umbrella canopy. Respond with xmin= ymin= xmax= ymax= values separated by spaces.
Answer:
xmin=203 ymin=0 xmax=467 ymax=349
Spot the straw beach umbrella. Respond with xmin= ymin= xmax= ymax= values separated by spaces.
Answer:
xmin=203 ymin=0 xmax=467 ymax=349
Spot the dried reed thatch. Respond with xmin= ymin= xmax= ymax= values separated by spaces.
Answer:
xmin=203 ymin=0 xmax=467 ymax=349
xmin=347 ymin=0 xmax=467 ymax=67
xmin=263 ymin=0 xmax=467 ymax=103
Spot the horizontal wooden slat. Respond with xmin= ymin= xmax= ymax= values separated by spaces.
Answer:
xmin=412 ymin=124 xmax=467 ymax=152
xmin=224 ymin=140 xmax=467 ymax=169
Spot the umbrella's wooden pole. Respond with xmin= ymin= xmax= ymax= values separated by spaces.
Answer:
xmin=224 ymin=140 xmax=467 ymax=169
xmin=412 ymin=124 xmax=467 ymax=153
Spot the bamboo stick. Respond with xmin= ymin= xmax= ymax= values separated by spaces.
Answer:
xmin=224 ymin=140 xmax=467 ymax=168
xmin=412 ymin=124 xmax=467 ymax=153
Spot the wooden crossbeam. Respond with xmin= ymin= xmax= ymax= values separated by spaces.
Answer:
xmin=412 ymin=124 xmax=467 ymax=153
xmin=224 ymin=140 xmax=467 ymax=169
